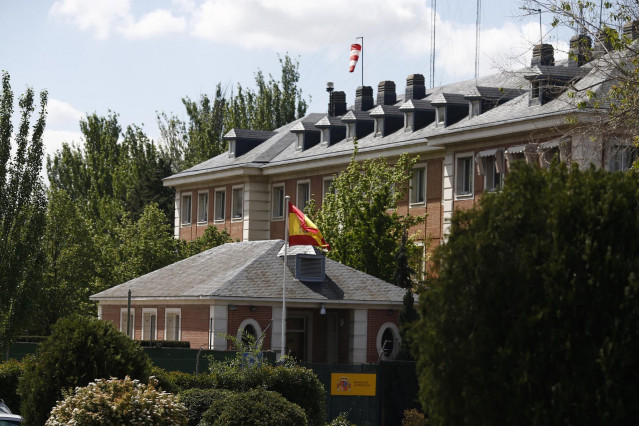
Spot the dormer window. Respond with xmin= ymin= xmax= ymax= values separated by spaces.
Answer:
xmin=346 ymin=123 xmax=355 ymax=141
xmin=296 ymin=133 xmax=304 ymax=151
xmin=374 ymin=118 xmax=383 ymax=137
xmin=320 ymin=128 xmax=330 ymax=146
xmin=404 ymin=111 xmax=413 ymax=131
xmin=469 ymin=100 xmax=481 ymax=118
xmin=436 ymin=106 xmax=445 ymax=126
xmin=531 ymin=81 xmax=541 ymax=99
xmin=228 ymin=140 xmax=236 ymax=158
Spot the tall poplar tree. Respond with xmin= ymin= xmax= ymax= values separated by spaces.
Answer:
xmin=0 ymin=72 xmax=48 ymax=353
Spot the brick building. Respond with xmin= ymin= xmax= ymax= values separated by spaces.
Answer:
xmin=91 ymin=240 xmax=405 ymax=363
xmin=163 ymin=34 xmax=637 ymax=276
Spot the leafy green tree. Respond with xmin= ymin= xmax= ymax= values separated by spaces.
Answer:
xmin=158 ymin=54 xmax=309 ymax=170
xmin=0 ymin=71 xmax=48 ymax=354
xmin=36 ymin=188 xmax=99 ymax=332
xmin=18 ymin=315 xmax=152 ymax=426
xmin=394 ymin=231 xmax=419 ymax=360
xmin=311 ymin=147 xmax=425 ymax=282
xmin=414 ymin=162 xmax=639 ymax=425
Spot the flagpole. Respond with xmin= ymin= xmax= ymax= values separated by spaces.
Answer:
xmin=357 ymin=36 xmax=364 ymax=87
xmin=282 ymin=195 xmax=290 ymax=359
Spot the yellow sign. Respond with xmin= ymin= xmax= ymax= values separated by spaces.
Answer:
xmin=330 ymin=373 xmax=377 ymax=396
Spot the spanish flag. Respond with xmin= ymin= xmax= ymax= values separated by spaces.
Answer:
xmin=288 ymin=202 xmax=330 ymax=250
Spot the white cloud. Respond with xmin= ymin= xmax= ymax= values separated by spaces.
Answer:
xmin=50 ymin=0 xmax=132 ymax=40
xmin=47 ymin=98 xmax=84 ymax=128
xmin=119 ymin=9 xmax=186 ymax=39
xmin=42 ymin=129 xmax=84 ymax=158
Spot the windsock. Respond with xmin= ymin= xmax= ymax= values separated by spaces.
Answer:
xmin=349 ymin=43 xmax=362 ymax=73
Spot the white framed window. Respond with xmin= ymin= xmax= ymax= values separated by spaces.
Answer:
xmin=404 ymin=111 xmax=413 ymax=131
xmin=320 ymin=128 xmax=330 ymax=146
xmin=346 ymin=123 xmax=355 ymax=141
xmin=608 ymin=144 xmax=638 ymax=171
xmin=476 ymin=149 xmax=505 ymax=192
xmin=376 ymin=322 xmax=401 ymax=361
xmin=228 ymin=140 xmax=236 ymax=158
xmin=469 ymin=100 xmax=481 ymax=118
xmin=120 ymin=308 xmax=135 ymax=339
xmin=455 ymin=153 xmax=474 ymax=198
xmin=164 ymin=308 xmax=181 ymax=341
xmin=322 ymin=177 xmax=335 ymax=201
xmin=272 ymin=184 xmax=285 ymax=220
xmin=410 ymin=166 xmax=426 ymax=205
xmin=374 ymin=118 xmax=383 ymax=137
xmin=142 ymin=308 xmax=157 ymax=341
xmin=197 ymin=191 xmax=209 ymax=224
xmin=436 ymin=106 xmax=445 ymax=126
xmin=296 ymin=180 xmax=310 ymax=211
xmin=181 ymin=193 xmax=192 ymax=226
xmin=231 ymin=186 xmax=243 ymax=220
xmin=214 ymin=188 xmax=226 ymax=222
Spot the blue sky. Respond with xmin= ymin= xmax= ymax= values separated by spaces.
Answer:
xmin=0 ymin=0 xmax=573 ymax=159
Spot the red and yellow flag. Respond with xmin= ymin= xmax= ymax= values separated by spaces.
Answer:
xmin=288 ymin=202 xmax=330 ymax=250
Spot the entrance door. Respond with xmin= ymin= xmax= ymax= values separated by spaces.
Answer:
xmin=326 ymin=312 xmax=339 ymax=363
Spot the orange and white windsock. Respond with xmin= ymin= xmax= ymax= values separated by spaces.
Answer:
xmin=349 ymin=43 xmax=362 ymax=73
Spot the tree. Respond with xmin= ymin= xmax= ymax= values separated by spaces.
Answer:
xmin=18 ymin=315 xmax=152 ymax=426
xmin=394 ymin=231 xmax=419 ymax=360
xmin=311 ymin=147 xmax=425 ymax=282
xmin=414 ymin=162 xmax=639 ymax=425
xmin=36 ymin=188 xmax=99 ymax=333
xmin=158 ymin=54 xmax=309 ymax=170
xmin=0 ymin=71 xmax=48 ymax=354
xmin=520 ymin=1 xmax=639 ymax=150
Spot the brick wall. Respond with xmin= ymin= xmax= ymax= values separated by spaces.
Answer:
xmin=366 ymin=308 xmax=399 ymax=363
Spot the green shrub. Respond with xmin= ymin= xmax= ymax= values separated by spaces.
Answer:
xmin=152 ymin=367 xmax=217 ymax=394
xmin=200 ymin=387 xmax=307 ymax=426
xmin=0 ymin=358 xmax=25 ymax=413
xmin=329 ymin=413 xmax=356 ymax=426
xmin=18 ymin=315 xmax=152 ymax=426
xmin=402 ymin=408 xmax=427 ymax=426
xmin=178 ymin=388 xmax=231 ymax=426
xmin=208 ymin=363 xmax=325 ymax=425
xmin=46 ymin=376 xmax=187 ymax=425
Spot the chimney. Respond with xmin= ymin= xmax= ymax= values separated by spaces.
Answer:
xmin=328 ymin=91 xmax=347 ymax=117
xmin=593 ymin=28 xmax=615 ymax=57
xmin=568 ymin=34 xmax=592 ymax=67
xmin=531 ymin=43 xmax=555 ymax=67
xmin=354 ymin=86 xmax=374 ymax=111
xmin=377 ymin=80 xmax=396 ymax=105
xmin=623 ymin=21 xmax=639 ymax=40
xmin=405 ymin=74 xmax=426 ymax=100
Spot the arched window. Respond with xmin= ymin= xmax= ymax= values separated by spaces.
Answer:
xmin=236 ymin=318 xmax=262 ymax=346
xmin=376 ymin=322 xmax=401 ymax=360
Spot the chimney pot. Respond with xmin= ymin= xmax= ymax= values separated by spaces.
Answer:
xmin=405 ymin=74 xmax=426 ymax=100
xmin=377 ymin=80 xmax=397 ymax=105
xmin=568 ymin=34 xmax=592 ymax=67
xmin=531 ymin=43 xmax=555 ymax=67
xmin=328 ymin=91 xmax=347 ymax=117
xmin=623 ymin=21 xmax=639 ymax=40
xmin=354 ymin=86 xmax=374 ymax=111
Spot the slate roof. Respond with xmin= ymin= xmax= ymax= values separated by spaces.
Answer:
xmin=90 ymin=240 xmax=406 ymax=304
xmin=224 ymin=129 xmax=277 ymax=140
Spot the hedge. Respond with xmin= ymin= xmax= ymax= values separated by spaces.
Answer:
xmin=178 ymin=388 xmax=232 ymax=426
xmin=0 ymin=358 xmax=25 ymax=413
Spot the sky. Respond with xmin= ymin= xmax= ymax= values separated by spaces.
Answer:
xmin=0 ymin=0 xmax=575 ymax=160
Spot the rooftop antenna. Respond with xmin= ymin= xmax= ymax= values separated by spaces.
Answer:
xmin=475 ymin=0 xmax=481 ymax=79
xmin=430 ymin=0 xmax=436 ymax=87
xmin=522 ymin=6 xmax=543 ymax=45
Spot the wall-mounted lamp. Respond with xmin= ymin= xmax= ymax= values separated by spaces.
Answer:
xmin=228 ymin=304 xmax=237 ymax=311
xmin=250 ymin=306 xmax=257 ymax=312
xmin=320 ymin=304 xmax=327 ymax=315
